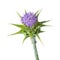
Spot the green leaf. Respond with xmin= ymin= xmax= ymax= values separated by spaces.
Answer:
xmin=11 ymin=24 xmax=31 ymax=36
xmin=32 ymin=21 xmax=47 ymax=35
xmin=11 ymin=24 xmax=31 ymax=33
xmin=11 ymin=24 xmax=25 ymax=28
xmin=16 ymin=11 xmax=21 ymax=18
xmin=34 ymin=26 xmax=45 ymax=34
xmin=39 ymin=30 xmax=45 ymax=33
xmin=39 ymin=24 xmax=47 ymax=27
xmin=40 ymin=20 xmax=50 ymax=23
xmin=36 ymin=34 xmax=44 ymax=45
xmin=22 ymin=35 xmax=29 ymax=44
xmin=9 ymin=30 xmax=25 ymax=36
xmin=37 ymin=22 xmax=49 ymax=27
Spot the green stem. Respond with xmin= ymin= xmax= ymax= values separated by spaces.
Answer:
xmin=31 ymin=36 xmax=39 ymax=60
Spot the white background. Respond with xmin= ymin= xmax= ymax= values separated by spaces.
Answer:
xmin=0 ymin=0 xmax=60 ymax=60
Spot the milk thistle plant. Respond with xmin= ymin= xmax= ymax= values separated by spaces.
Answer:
xmin=10 ymin=10 xmax=50 ymax=60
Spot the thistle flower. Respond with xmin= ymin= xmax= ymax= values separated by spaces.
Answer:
xmin=21 ymin=12 xmax=37 ymax=27
xmin=10 ymin=10 xmax=50 ymax=43
xmin=10 ymin=10 xmax=50 ymax=60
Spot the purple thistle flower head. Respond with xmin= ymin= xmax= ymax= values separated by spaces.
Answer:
xmin=21 ymin=12 xmax=37 ymax=27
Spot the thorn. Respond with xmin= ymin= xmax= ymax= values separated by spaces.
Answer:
xmin=25 ymin=10 xmax=27 ymax=14
xmin=35 ymin=9 xmax=43 ymax=17
xmin=16 ymin=11 xmax=22 ymax=18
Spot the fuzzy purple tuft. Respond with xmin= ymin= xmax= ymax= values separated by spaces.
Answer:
xmin=21 ymin=12 xmax=37 ymax=27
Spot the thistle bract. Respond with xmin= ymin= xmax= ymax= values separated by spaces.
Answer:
xmin=21 ymin=12 xmax=37 ymax=27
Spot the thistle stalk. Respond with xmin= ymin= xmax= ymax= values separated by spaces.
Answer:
xmin=31 ymin=36 xmax=39 ymax=60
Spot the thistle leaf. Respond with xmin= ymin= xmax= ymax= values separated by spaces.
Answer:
xmin=36 ymin=34 xmax=44 ymax=45
xmin=16 ymin=11 xmax=21 ymax=18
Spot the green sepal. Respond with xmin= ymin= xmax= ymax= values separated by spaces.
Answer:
xmin=9 ymin=30 xmax=25 ymax=36
xmin=32 ymin=23 xmax=44 ymax=35
xmin=36 ymin=22 xmax=48 ymax=27
xmin=22 ymin=35 xmax=29 ymax=44
xmin=36 ymin=34 xmax=44 ymax=45
xmin=35 ymin=9 xmax=42 ymax=17
xmin=32 ymin=20 xmax=50 ymax=35
xmin=40 ymin=20 xmax=50 ymax=23
xmin=11 ymin=24 xmax=25 ymax=28
xmin=11 ymin=23 xmax=32 ymax=36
